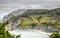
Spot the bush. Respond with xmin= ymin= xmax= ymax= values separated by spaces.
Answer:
xmin=0 ymin=21 xmax=21 ymax=38
xmin=49 ymin=32 xmax=60 ymax=38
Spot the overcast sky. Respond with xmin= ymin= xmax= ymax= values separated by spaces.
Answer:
xmin=0 ymin=0 xmax=60 ymax=19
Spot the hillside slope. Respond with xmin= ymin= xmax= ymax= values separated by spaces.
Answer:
xmin=2 ymin=8 xmax=60 ymax=32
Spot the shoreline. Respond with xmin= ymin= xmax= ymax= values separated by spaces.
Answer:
xmin=27 ymin=29 xmax=52 ymax=35
xmin=9 ymin=29 xmax=51 ymax=38
xmin=14 ymin=29 xmax=52 ymax=35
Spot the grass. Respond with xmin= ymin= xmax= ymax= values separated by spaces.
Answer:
xmin=18 ymin=15 xmax=60 ymax=28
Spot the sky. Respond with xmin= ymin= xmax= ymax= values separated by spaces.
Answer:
xmin=0 ymin=0 xmax=60 ymax=19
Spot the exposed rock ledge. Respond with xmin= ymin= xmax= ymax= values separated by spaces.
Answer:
xmin=16 ymin=25 xmax=60 ymax=33
xmin=6 ymin=24 xmax=60 ymax=33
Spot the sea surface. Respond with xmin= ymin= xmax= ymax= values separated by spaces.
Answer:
xmin=9 ymin=29 xmax=50 ymax=38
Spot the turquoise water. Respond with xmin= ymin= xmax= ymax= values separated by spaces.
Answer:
xmin=9 ymin=29 xmax=49 ymax=38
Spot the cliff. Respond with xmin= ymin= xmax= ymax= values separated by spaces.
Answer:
xmin=2 ymin=8 xmax=60 ymax=32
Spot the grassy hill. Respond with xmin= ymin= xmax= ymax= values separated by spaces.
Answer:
xmin=3 ymin=8 xmax=60 ymax=32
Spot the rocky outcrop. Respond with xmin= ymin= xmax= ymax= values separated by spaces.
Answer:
xmin=2 ymin=9 xmax=27 ymax=22
xmin=2 ymin=8 xmax=60 ymax=32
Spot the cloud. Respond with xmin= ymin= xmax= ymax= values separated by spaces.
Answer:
xmin=0 ymin=0 xmax=60 ymax=18
xmin=0 ymin=0 xmax=60 ymax=9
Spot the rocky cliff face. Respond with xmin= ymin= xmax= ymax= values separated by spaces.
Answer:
xmin=2 ymin=8 xmax=60 ymax=32
xmin=2 ymin=9 xmax=27 ymax=22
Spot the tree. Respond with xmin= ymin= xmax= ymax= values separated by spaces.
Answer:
xmin=0 ymin=21 xmax=21 ymax=38
xmin=49 ymin=31 xmax=60 ymax=38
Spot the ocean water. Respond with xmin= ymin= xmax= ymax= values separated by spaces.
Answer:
xmin=9 ymin=29 xmax=49 ymax=38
